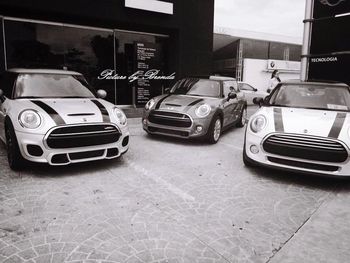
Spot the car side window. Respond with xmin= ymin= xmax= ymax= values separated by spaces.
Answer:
xmin=0 ymin=72 xmax=17 ymax=99
xmin=223 ymin=81 xmax=238 ymax=96
xmin=240 ymin=83 xmax=254 ymax=91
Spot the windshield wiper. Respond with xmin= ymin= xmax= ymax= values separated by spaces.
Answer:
xmin=59 ymin=96 xmax=90 ymax=98
xmin=16 ymin=96 xmax=42 ymax=99
xmin=271 ymin=104 xmax=292 ymax=108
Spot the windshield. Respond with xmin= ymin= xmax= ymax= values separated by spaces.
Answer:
xmin=170 ymin=78 xmax=221 ymax=97
xmin=14 ymin=73 xmax=96 ymax=99
xmin=269 ymin=84 xmax=350 ymax=111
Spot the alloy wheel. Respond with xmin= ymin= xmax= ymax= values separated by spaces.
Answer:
xmin=241 ymin=108 xmax=247 ymax=126
xmin=213 ymin=119 xmax=221 ymax=142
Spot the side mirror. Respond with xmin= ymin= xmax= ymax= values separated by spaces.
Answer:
xmin=164 ymin=87 xmax=171 ymax=94
xmin=227 ymin=92 xmax=237 ymax=101
xmin=253 ymin=88 xmax=258 ymax=92
xmin=253 ymin=97 xmax=264 ymax=107
xmin=96 ymin=89 xmax=107 ymax=99
xmin=267 ymin=89 xmax=271 ymax=94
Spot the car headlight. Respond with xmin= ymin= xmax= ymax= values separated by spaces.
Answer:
xmin=195 ymin=104 xmax=211 ymax=118
xmin=113 ymin=108 xmax=127 ymax=125
xmin=19 ymin=110 xmax=42 ymax=129
xmin=145 ymin=99 xmax=155 ymax=111
xmin=250 ymin=115 xmax=267 ymax=133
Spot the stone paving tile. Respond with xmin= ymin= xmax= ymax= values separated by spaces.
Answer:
xmin=269 ymin=185 xmax=350 ymax=263
xmin=1 ymin=116 xmax=349 ymax=263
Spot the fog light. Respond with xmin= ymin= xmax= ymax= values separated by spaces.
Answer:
xmin=196 ymin=126 xmax=203 ymax=133
xmin=250 ymin=145 xmax=259 ymax=154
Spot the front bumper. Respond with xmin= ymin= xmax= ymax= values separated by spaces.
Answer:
xmin=15 ymin=125 xmax=129 ymax=165
xmin=245 ymin=131 xmax=350 ymax=177
xmin=142 ymin=111 xmax=212 ymax=139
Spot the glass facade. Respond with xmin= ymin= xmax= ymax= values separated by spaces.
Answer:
xmin=0 ymin=18 xmax=5 ymax=72
xmin=115 ymin=31 xmax=167 ymax=105
xmin=2 ymin=19 xmax=168 ymax=106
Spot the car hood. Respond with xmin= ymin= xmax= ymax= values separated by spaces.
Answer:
xmin=259 ymin=107 xmax=350 ymax=139
xmin=25 ymin=98 xmax=113 ymax=125
xmin=155 ymin=94 xmax=216 ymax=113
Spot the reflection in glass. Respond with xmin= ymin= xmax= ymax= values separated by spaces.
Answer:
xmin=5 ymin=21 xmax=115 ymax=103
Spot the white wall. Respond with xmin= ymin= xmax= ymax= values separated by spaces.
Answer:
xmin=242 ymin=58 xmax=301 ymax=92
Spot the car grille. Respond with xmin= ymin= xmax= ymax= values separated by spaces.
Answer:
xmin=267 ymin=157 xmax=339 ymax=172
xmin=149 ymin=111 xmax=192 ymax=128
xmin=263 ymin=134 xmax=348 ymax=163
xmin=69 ymin=150 xmax=105 ymax=160
xmin=46 ymin=124 xmax=121 ymax=149
xmin=148 ymin=126 xmax=189 ymax=137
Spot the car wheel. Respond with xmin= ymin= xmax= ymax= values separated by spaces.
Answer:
xmin=236 ymin=106 xmax=247 ymax=128
xmin=207 ymin=116 xmax=222 ymax=144
xmin=243 ymin=144 xmax=256 ymax=167
xmin=5 ymin=124 xmax=24 ymax=170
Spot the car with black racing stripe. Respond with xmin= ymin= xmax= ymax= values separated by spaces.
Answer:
xmin=0 ymin=68 xmax=129 ymax=170
xmin=142 ymin=76 xmax=247 ymax=143
xmin=244 ymin=80 xmax=350 ymax=176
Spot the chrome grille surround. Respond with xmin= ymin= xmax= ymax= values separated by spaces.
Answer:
xmin=44 ymin=123 xmax=121 ymax=149
xmin=148 ymin=110 xmax=193 ymax=128
xmin=262 ymin=133 xmax=349 ymax=163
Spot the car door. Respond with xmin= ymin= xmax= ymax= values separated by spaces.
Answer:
xmin=222 ymin=81 xmax=239 ymax=126
xmin=0 ymin=72 xmax=17 ymax=141
xmin=239 ymin=83 xmax=256 ymax=105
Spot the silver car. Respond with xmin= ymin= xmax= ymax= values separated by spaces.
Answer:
xmin=143 ymin=76 xmax=247 ymax=143
xmin=0 ymin=68 xmax=129 ymax=170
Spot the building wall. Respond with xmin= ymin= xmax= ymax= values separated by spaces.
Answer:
xmin=0 ymin=0 xmax=214 ymax=105
xmin=243 ymin=58 xmax=300 ymax=92
xmin=213 ymin=36 xmax=302 ymax=79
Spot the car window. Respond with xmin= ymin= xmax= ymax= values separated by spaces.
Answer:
xmin=239 ymin=83 xmax=254 ymax=91
xmin=223 ymin=81 xmax=238 ymax=96
xmin=171 ymin=79 xmax=221 ymax=98
xmin=0 ymin=72 xmax=18 ymax=98
xmin=269 ymin=84 xmax=350 ymax=111
xmin=14 ymin=74 xmax=96 ymax=99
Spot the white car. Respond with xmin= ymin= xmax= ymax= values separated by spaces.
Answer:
xmin=0 ymin=69 xmax=129 ymax=170
xmin=238 ymin=82 xmax=269 ymax=105
xmin=243 ymin=80 xmax=350 ymax=177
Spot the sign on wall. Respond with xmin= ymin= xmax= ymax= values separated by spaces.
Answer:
xmin=134 ymin=42 xmax=163 ymax=105
xmin=313 ymin=0 xmax=350 ymax=18
xmin=307 ymin=0 xmax=350 ymax=84
xmin=125 ymin=0 xmax=173 ymax=15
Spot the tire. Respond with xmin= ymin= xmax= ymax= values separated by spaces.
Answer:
xmin=5 ymin=122 xmax=24 ymax=171
xmin=243 ymin=144 xmax=256 ymax=167
xmin=236 ymin=106 xmax=247 ymax=128
xmin=207 ymin=116 xmax=222 ymax=144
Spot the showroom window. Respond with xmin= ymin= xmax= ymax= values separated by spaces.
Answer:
xmin=4 ymin=20 xmax=116 ymax=103
xmin=114 ymin=30 xmax=168 ymax=105
xmin=3 ymin=18 xmax=169 ymax=106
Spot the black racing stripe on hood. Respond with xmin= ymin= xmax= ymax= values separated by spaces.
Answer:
xmin=328 ymin=113 xmax=346 ymax=138
xmin=91 ymin=100 xmax=110 ymax=122
xmin=31 ymin=100 xmax=66 ymax=125
xmin=184 ymin=98 xmax=204 ymax=112
xmin=155 ymin=94 xmax=171 ymax=109
xmin=273 ymin=108 xmax=284 ymax=132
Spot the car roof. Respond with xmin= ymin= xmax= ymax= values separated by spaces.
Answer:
xmin=209 ymin=75 xmax=236 ymax=81
xmin=7 ymin=68 xmax=82 ymax=76
xmin=281 ymin=79 xmax=349 ymax=87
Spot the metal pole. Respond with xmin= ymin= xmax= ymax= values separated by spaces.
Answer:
xmin=300 ymin=0 xmax=314 ymax=81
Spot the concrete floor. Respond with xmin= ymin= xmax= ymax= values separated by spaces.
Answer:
xmin=0 ymin=107 xmax=350 ymax=263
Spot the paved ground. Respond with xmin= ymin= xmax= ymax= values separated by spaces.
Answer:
xmin=0 ymin=106 xmax=350 ymax=263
